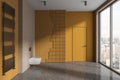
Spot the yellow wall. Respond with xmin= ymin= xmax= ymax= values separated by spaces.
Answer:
xmin=0 ymin=0 xmax=19 ymax=80
xmin=66 ymin=12 xmax=93 ymax=62
xmin=35 ymin=11 xmax=52 ymax=62
xmin=35 ymin=11 xmax=94 ymax=62
xmin=35 ymin=11 xmax=66 ymax=62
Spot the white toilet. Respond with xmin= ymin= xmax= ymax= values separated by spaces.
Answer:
xmin=29 ymin=57 xmax=41 ymax=65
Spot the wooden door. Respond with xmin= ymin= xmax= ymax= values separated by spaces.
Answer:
xmin=73 ymin=27 xmax=86 ymax=61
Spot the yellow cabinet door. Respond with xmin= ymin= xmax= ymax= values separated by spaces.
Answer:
xmin=73 ymin=27 xmax=86 ymax=61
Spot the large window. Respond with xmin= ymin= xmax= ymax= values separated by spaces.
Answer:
xmin=112 ymin=1 xmax=120 ymax=72
xmin=100 ymin=7 xmax=110 ymax=67
xmin=99 ymin=0 xmax=120 ymax=73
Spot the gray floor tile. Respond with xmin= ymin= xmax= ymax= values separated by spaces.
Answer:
xmin=12 ymin=62 xmax=120 ymax=80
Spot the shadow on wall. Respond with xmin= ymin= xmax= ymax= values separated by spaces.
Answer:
xmin=35 ymin=11 xmax=93 ymax=62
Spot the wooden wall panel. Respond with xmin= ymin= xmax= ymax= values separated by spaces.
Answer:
xmin=35 ymin=11 xmax=52 ymax=62
xmin=35 ymin=11 xmax=93 ymax=62
xmin=0 ymin=0 xmax=19 ymax=80
xmin=47 ymin=11 xmax=65 ymax=62
xmin=86 ymin=12 xmax=93 ymax=61
xmin=66 ymin=12 xmax=93 ymax=62
xmin=35 ymin=11 xmax=66 ymax=62
xmin=65 ymin=13 xmax=73 ymax=62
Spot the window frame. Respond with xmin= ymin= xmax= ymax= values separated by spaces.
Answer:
xmin=98 ymin=0 xmax=120 ymax=75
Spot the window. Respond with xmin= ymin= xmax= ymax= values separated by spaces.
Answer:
xmin=112 ymin=1 xmax=120 ymax=72
xmin=99 ymin=0 xmax=120 ymax=74
xmin=100 ymin=7 xmax=110 ymax=67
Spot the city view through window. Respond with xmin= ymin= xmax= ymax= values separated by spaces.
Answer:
xmin=100 ymin=7 xmax=110 ymax=67
xmin=100 ymin=1 xmax=120 ymax=73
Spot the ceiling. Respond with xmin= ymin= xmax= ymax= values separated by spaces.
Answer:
xmin=27 ymin=0 xmax=107 ymax=11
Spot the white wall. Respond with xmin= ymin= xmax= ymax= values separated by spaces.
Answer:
xmin=22 ymin=0 xmax=35 ymax=73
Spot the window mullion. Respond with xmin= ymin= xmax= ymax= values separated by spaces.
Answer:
xmin=110 ymin=5 xmax=113 ymax=68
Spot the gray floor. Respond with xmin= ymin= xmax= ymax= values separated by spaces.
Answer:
xmin=12 ymin=62 xmax=120 ymax=80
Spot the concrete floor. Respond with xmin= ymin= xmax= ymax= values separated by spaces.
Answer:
xmin=12 ymin=62 xmax=120 ymax=80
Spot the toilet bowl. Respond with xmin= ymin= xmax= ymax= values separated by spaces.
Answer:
xmin=29 ymin=57 xmax=41 ymax=65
